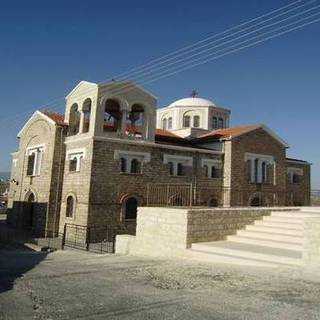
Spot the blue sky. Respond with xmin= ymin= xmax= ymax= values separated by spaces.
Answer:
xmin=0 ymin=0 xmax=319 ymax=187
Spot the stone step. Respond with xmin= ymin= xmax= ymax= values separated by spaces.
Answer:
xmin=227 ymin=235 xmax=303 ymax=251
xmin=236 ymin=230 xmax=303 ymax=244
xmin=254 ymin=220 xmax=303 ymax=230
xmin=245 ymin=225 xmax=303 ymax=236
xmin=187 ymin=249 xmax=287 ymax=268
xmin=190 ymin=241 xmax=302 ymax=267
xmin=270 ymin=211 xmax=320 ymax=218
xmin=263 ymin=216 xmax=305 ymax=224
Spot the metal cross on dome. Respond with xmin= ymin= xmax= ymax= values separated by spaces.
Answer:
xmin=190 ymin=89 xmax=198 ymax=98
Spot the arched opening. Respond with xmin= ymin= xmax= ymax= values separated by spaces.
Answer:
xmin=104 ymin=99 xmax=122 ymax=132
xmin=177 ymin=163 xmax=184 ymax=176
xmin=208 ymin=198 xmax=218 ymax=207
xmin=69 ymin=103 xmax=80 ymax=136
xmin=261 ymin=162 xmax=267 ymax=183
xmin=127 ymin=104 xmax=145 ymax=137
xmin=212 ymin=116 xmax=218 ymax=129
xmin=130 ymin=158 xmax=141 ymax=174
xmin=193 ymin=115 xmax=200 ymax=128
xmin=25 ymin=192 xmax=35 ymax=228
xmin=203 ymin=164 xmax=208 ymax=177
xmin=66 ymin=195 xmax=75 ymax=218
xmin=218 ymin=117 xmax=224 ymax=129
xmin=250 ymin=194 xmax=262 ymax=207
xmin=123 ymin=197 xmax=138 ymax=220
xmin=183 ymin=115 xmax=191 ymax=128
xmin=120 ymin=157 xmax=127 ymax=173
xmin=82 ymin=98 xmax=92 ymax=133
xmin=168 ymin=162 xmax=174 ymax=176
xmin=162 ymin=118 xmax=167 ymax=130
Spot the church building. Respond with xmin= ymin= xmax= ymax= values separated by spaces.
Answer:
xmin=7 ymin=80 xmax=311 ymax=237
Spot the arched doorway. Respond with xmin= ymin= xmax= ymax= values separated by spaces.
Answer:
xmin=25 ymin=192 xmax=35 ymax=228
xmin=208 ymin=198 xmax=218 ymax=207
xmin=123 ymin=197 xmax=138 ymax=220
xmin=249 ymin=193 xmax=262 ymax=207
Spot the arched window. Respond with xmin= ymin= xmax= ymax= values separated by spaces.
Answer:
xmin=66 ymin=195 xmax=75 ymax=218
xmin=254 ymin=159 xmax=259 ymax=183
xmin=262 ymin=162 xmax=267 ymax=183
xmin=128 ymin=104 xmax=144 ymax=137
xmin=168 ymin=117 xmax=173 ymax=130
xmin=246 ymin=159 xmax=252 ymax=183
xmin=183 ymin=115 xmax=191 ymax=128
xmin=82 ymin=98 xmax=91 ymax=133
xmin=177 ymin=163 xmax=184 ymax=176
xmin=120 ymin=157 xmax=127 ymax=173
xmin=193 ymin=115 xmax=200 ymax=128
xmin=104 ymin=99 xmax=122 ymax=132
xmin=162 ymin=118 xmax=167 ymax=130
xmin=69 ymin=157 xmax=78 ymax=172
xmin=69 ymin=103 xmax=80 ymax=136
xmin=168 ymin=162 xmax=174 ymax=176
xmin=130 ymin=159 xmax=141 ymax=174
xmin=124 ymin=197 xmax=138 ymax=220
xmin=203 ymin=164 xmax=208 ymax=177
xmin=208 ymin=198 xmax=218 ymax=207
xmin=218 ymin=118 xmax=224 ymax=129
xmin=211 ymin=166 xmax=217 ymax=179
xmin=212 ymin=116 xmax=218 ymax=129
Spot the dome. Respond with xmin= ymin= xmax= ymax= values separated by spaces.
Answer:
xmin=168 ymin=97 xmax=215 ymax=108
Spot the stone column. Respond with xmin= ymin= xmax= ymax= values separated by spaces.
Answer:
xmin=78 ymin=109 xmax=85 ymax=134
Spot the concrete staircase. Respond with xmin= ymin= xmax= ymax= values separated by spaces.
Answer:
xmin=188 ymin=208 xmax=320 ymax=267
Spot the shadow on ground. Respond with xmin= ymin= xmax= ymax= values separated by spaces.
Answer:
xmin=0 ymin=242 xmax=48 ymax=294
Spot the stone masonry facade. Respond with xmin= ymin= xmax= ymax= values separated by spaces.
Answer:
xmin=6 ymin=80 xmax=311 ymax=238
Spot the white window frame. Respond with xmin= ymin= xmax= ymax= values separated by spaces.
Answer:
xmin=114 ymin=150 xmax=151 ymax=174
xmin=67 ymin=148 xmax=86 ymax=173
xmin=287 ymin=167 xmax=303 ymax=184
xmin=164 ymin=154 xmax=193 ymax=176
xmin=26 ymin=145 xmax=45 ymax=177
xmin=201 ymin=159 xmax=222 ymax=179
xmin=245 ymin=153 xmax=275 ymax=184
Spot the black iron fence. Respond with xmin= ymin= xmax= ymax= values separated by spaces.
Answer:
xmin=146 ymin=183 xmax=305 ymax=207
xmin=62 ymin=223 xmax=129 ymax=253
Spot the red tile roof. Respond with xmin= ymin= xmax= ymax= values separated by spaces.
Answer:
xmin=155 ymin=128 xmax=182 ymax=139
xmin=42 ymin=110 xmax=67 ymax=126
xmin=197 ymin=125 xmax=261 ymax=140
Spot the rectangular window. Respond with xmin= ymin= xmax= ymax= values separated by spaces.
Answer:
xmin=27 ymin=154 xmax=35 ymax=176
xmin=26 ymin=147 xmax=44 ymax=177
xmin=67 ymin=149 xmax=85 ymax=173
xmin=201 ymin=159 xmax=222 ymax=179
xmin=164 ymin=154 xmax=193 ymax=177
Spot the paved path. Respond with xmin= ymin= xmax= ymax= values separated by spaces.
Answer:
xmin=1 ymin=247 xmax=320 ymax=320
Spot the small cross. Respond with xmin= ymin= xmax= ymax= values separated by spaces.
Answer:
xmin=190 ymin=89 xmax=198 ymax=98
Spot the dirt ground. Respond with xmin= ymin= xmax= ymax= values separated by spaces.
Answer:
xmin=1 ymin=246 xmax=320 ymax=320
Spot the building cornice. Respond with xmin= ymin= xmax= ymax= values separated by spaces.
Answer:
xmin=64 ymin=135 xmax=223 ymax=155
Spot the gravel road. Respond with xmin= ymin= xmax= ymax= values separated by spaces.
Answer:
xmin=1 ymin=247 xmax=320 ymax=320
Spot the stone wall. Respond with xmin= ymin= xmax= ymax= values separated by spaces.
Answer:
xmin=286 ymin=161 xmax=311 ymax=206
xmin=6 ymin=114 xmax=64 ymax=236
xmin=303 ymin=217 xmax=320 ymax=265
xmin=225 ymin=128 xmax=287 ymax=206
xmin=119 ymin=207 xmax=295 ymax=257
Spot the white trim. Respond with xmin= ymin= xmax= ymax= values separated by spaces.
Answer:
xmin=287 ymin=167 xmax=303 ymax=175
xmin=245 ymin=152 xmax=275 ymax=163
xmin=66 ymin=81 xmax=98 ymax=99
xmin=26 ymin=144 xmax=45 ymax=154
xmin=88 ymin=136 xmax=223 ymax=155
xmin=286 ymin=159 xmax=310 ymax=165
xmin=66 ymin=148 xmax=86 ymax=159
xmin=114 ymin=150 xmax=151 ymax=162
xmin=201 ymin=158 xmax=222 ymax=167
xmin=163 ymin=154 xmax=193 ymax=166
xmin=18 ymin=111 xmax=56 ymax=138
